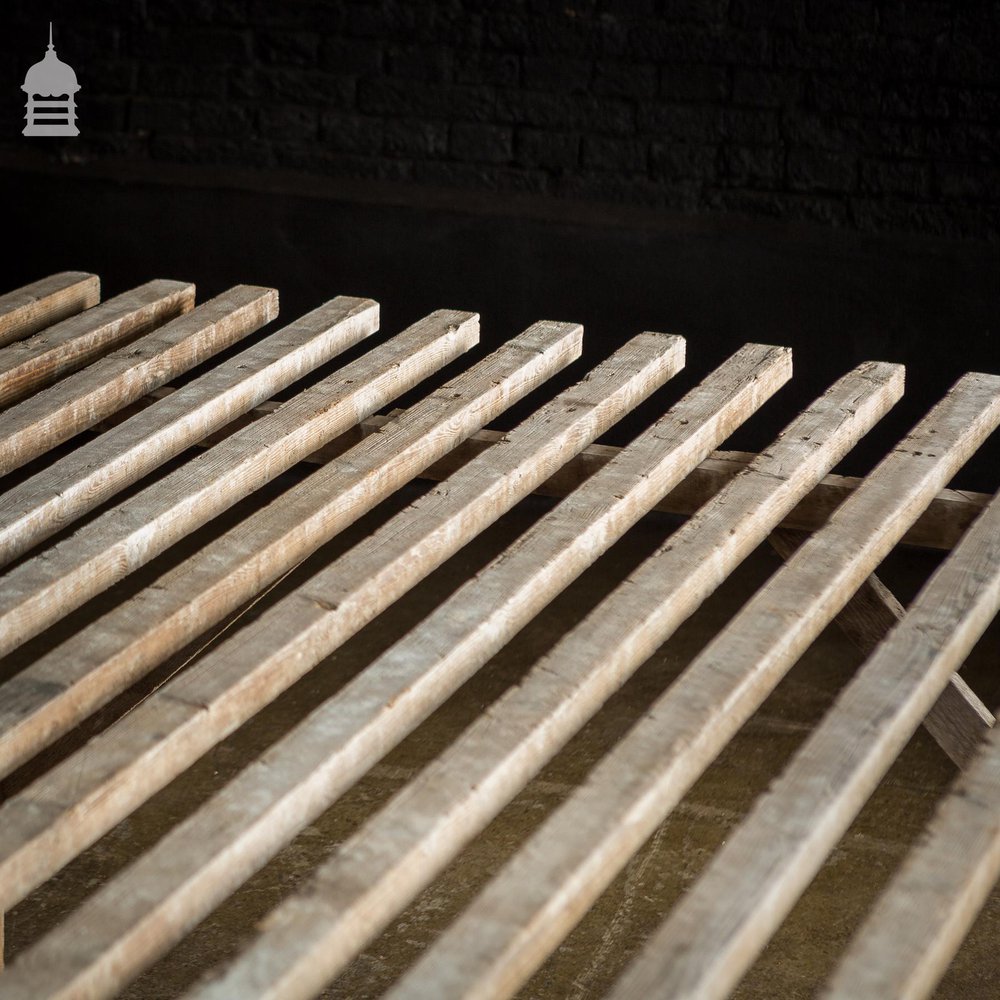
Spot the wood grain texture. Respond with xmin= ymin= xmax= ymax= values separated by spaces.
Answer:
xmin=186 ymin=361 xmax=905 ymax=1000
xmin=105 ymin=396 xmax=990 ymax=551
xmin=0 ymin=304 xmax=471 ymax=659
xmin=0 ymin=308 xmax=483 ymax=777
xmin=611 ymin=375 xmax=1000 ymax=1000
xmin=768 ymin=529 xmax=994 ymax=769
xmin=0 ymin=271 xmax=100 ymax=347
xmin=0 ymin=319 xmax=585 ymax=910
xmin=0 ymin=280 xmax=194 ymax=409
xmin=0 ymin=279 xmax=210 ymax=476
xmin=0 ymin=333 xmax=694 ymax=1000
xmin=0 ymin=286 xmax=290 ymax=567
xmin=823 ymin=717 xmax=1000 ymax=1000
xmin=387 ymin=372 xmax=1000 ymax=1000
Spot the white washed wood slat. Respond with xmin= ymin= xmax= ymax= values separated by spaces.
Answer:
xmin=0 ymin=307 xmax=476 ymax=658
xmin=0 ymin=293 xmax=371 ymax=568
xmin=0 ymin=308 xmax=499 ymax=780
xmin=0 ymin=279 xmax=196 ymax=409
xmin=387 ymin=373 xmax=1000 ymax=1000
xmin=0 ymin=271 xmax=100 ymax=347
xmin=187 ymin=360 xmax=904 ymax=1000
xmin=0 ymin=338 xmax=799 ymax=1000
xmin=0 ymin=279 xmax=207 ymax=476
xmin=610 ymin=397 xmax=1000 ymax=1000
xmin=823 ymin=714 xmax=1000 ymax=1000
xmin=101 ymin=393 xmax=992 ymax=552
xmin=766 ymin=530 xmax=993 ymax=769
xmin=0 ymin=319 xmax=617 ymax=909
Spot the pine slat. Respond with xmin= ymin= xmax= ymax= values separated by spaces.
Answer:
xmin=0 ymin=272 xmax=100 ymax=347
xmin=0 ymin=306 xmax=474 ymax=658
xmin=105 ymin=393 xmax=991 ymax=552
xmin=0 ymin=293 xmax=374 ymax=568
xmin=0 ymin=318 xmax=591 ymax=908
xmin=0 ymin=279 xmax=216 ymax=476
xmin=388 ymin=373 xmax=1000 ymax=1000
xmin=0 ymin=280 xmax=195 ymax=408
xmin=187 ymin=360 xmax=904 ymax=1000
xmin=768 ymin=530 xmax=993 ymax=768
xmin=610 ymin=376 xmax=1000 ymax=1000
xmin=1 ymin=336 xmax=758 ymax=998
xmin=0 ymin=307 xmax=485 ymax=776
xmin=823 ymin=715 xmax=1000 ymax=1000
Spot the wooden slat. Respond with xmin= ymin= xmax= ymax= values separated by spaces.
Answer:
xmin=610 ymin=386 xmax=1000 ymax=1000
xmin=0 ymin=306 xmax=473 ymax=659
xmin=0 ymin=318 xmax=573 ymax=784
xmin=823 ymin=717 xmax=1000 ymax=1000
xmin=387 ymin=374 xmax=1000 ymax=1000
xmin=0 ymin=318 xmax=589 ymax=907
xmin=768 ymin=530 xmax=994 ymax=768
xmin=0 ymin=272 xmax=100 ymax=347
xmin=0 ymin=307 xmax=484 ymax=774
xmin=0 ymin=279 xmax=195 ymax=408
xmin=1 ymin=341 xmax=800 ymax=1000
xmin=187 ymin=360 xmax=905 ymax=1000
xmin=105 ymin=394 xmax=991 ymax=552
xmin=421 ymin=442 xmax=990 ymax=552
xmin=0 ymin=279 xmax=210 ymax=476
xmin=0 ymin=292 xmax=374 ymax=568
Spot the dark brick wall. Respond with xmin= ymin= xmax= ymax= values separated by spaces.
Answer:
xmin=3 ymin=1 xmax=1000 ymax=240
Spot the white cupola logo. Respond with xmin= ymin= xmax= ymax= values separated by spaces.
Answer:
xmin=22 ymin=23 xmax=80 ymax=137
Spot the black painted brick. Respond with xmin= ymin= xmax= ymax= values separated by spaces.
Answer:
xmin=255 ymin=29 xmax=319 ymax=67
xmin=719 ymin=144 xmax=784 ymax=186
xmin=359 ymin=78 xmax=496 ymax=121
xmin=319 ymin=37 xmax=384 ymax=75
xmin=319 ymin=112 xmax=385 ymax=154
xmin=582 ymin=135 xmax=649 ymax=172
xmin=257 ymin=103 xmax=318 ymax=141
xmin=386 ymin=45 xmax=454 ymax=83
xmin=191 ymin=100 xmax=256 ymax=139
xmin=593 ymin=60 xmax=658 ymax=99
xmin=650 ymin=141 xmax=718 ymax=180
xmin=859 ymin=158 xmax=930 ymax=198
xmin=732 ymin=69 xmax=800 ymax=108
xmin=453 ymin=51 xmax=520 ymax=87
xmin=659 ymin=65 xmax=731 ymax=103
xmin=383 ymin=118 xmax=448 ymax=157
xmin=522 ymin=55 xmax=593 ymax=93
xmin=788 ymin=148 xmax=858 ymax=192
xmin=3 ymin=0 xmax=998 ymax=241
xmin=450 ymin=122 xmax=513 ymax=163
xmin=514 ymin=128 xmax=580 ymax=169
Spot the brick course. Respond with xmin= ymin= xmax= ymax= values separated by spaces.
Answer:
xmin=4 ymin=0 xmax=999 ymax=240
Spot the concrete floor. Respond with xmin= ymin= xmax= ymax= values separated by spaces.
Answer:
xmin=3 ymin=459 xmax=999 ymax=998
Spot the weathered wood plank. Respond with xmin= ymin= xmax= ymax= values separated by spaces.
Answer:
xmin=0 ymin=319 xmax=570 ymax=784
xmin=386 ymin=374 xmax=1000 ymax=1000
xmin=0 ymin=293 xmax=373 ymax=569
xmin=0 ymin=279 xmax=207 ymax=476
xmin=823 ymin=719 xmax=1000 ymax=1000
xmin=610 ymin=387 xmax=1000 ymax=1000
xmin=0 ymin=306 xmax=471 ymax=659
xmin=186 ymin=361 xmax=905 ymax=1000
xmin=0 ymin=280 xmax=194 ymax=409
xmin=768 ymin=530 xmax=994 ymax=769
xmin=105 ymin=395 xmax=991 ymax=551
xmin=1 ymin=340 xmax=801 ymax=1000
xmin=0 ymin=319 xmax=588 ymax=906
xmin=0 ymin=272 xmax=100 ymax=347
